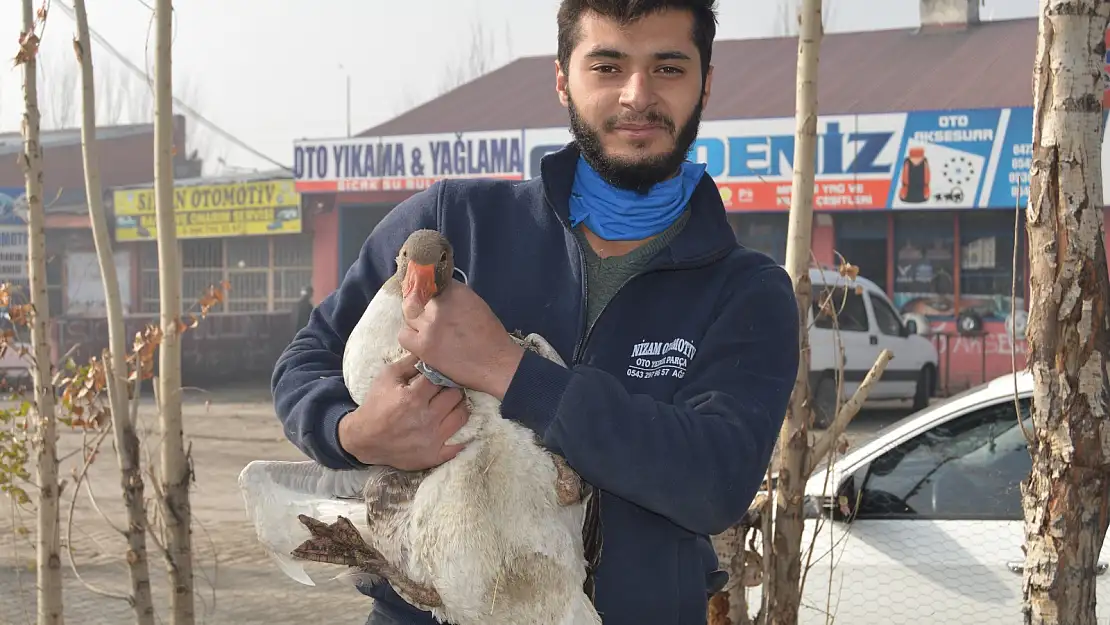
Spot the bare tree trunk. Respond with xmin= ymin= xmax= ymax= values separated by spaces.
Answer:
xmin=1021 ymin=2 xmax=1110 ymax=624
xmin=17 ymin=2 xmax=63 ymax=623
xmin=765 ymin=0 xmax=822 ymax=623
xmin=71 ymin=2 xmax=155 ymax=623
xmin=152 ymin=1 xmax=193 ymax=623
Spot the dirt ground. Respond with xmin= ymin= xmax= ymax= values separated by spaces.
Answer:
xmin=0 ymin=385 xmax=374 ymax=625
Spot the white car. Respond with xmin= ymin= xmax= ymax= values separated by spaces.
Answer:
xmin=755 ymin=371 xmax=1110 ymax=624
xmin=807 ymin=266 xmax=939 ymax=428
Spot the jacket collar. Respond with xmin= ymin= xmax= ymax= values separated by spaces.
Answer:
xmin=539 ymin=142 xmax=737 ymax=266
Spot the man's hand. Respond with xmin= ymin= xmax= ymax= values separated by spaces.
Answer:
xmin=338 ymin=353 xmax=469 ymax=470
xmin=399 ymin=280 xmax=524 ymax=400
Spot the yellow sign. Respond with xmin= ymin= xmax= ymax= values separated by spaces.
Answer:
xmin=112 ymin=179 xmax=302 ymax=241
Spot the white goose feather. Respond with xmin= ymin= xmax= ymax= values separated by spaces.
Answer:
xmin=240 ymin=230 xmax=602 ymax=625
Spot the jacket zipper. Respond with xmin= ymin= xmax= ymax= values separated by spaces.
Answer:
xmin=575 ymin=271 xmax=637 ymax=364
xmin=567 ymin=241 xmax=732 ymax=365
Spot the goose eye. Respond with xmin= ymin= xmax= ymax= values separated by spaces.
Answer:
xmin=440 ymin=251 xmax=448 ymax=262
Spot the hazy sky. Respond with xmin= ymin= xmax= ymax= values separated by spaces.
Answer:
xmin=0 ymin=0 xmax=1036 ymax=174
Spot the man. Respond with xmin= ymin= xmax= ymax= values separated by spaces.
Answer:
xmin=293 ymin=285 xmax=315 ymax=333
xmin=272 ymin=1 xmax=800 ymax=623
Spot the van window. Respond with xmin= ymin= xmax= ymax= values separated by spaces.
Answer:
xmin=869 ymin=293 xmax=904 ymax=336
xmin=811 ymin=286 xmax=869 ymax=332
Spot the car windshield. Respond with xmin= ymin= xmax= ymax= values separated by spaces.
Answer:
xmin=809 ymin=380 xmax=1016 ymax=476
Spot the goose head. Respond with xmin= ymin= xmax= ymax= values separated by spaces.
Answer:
xmin=394 ymin=230 xmax=498 ymax=444
xmin=392 ymin=230 xmax=471 ymax=393
xmin=394 ymin=229 xmax=454 ymax=312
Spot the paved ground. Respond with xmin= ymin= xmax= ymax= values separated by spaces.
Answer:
xmin=0 ymin=386 xmax=372 ymax=625
xmin=0 ymin=385 xmax=911 ymax=625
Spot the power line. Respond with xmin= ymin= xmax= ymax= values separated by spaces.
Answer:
xmin=51 ymin=0 xmax=291 ymax=172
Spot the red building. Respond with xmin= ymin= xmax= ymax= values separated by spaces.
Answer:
xmin=294 ymin=1 xmax=1102 ymax=393
xmin=0 ymin=118 xmax=300 ymax=384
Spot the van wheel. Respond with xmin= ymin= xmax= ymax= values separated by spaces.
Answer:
xmin=812 ymin=375 xmax=838 ymax=429
xmin=913 ymin=365 xmax=934 ymax=411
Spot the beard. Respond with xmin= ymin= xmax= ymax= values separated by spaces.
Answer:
xmin=567 ymin=89 xmax=703 ymax=195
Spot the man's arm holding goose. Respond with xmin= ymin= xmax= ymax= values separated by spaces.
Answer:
xmin=401 ymin=264 xmax=799 ymax=537
xmin=271 ymin=184 xmax=441 ymax=470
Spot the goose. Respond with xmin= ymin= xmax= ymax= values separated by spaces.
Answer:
xmin=239 ymin=229 xmax=602 ymax=625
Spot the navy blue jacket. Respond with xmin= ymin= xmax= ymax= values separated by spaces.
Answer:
xmin=272 ymin=144 xmax=800 ymax=625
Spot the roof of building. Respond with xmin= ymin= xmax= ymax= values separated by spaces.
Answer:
xmin=109 ymin=167 xmax=292 ymax=192
xmin=0 ymin=121 xmax=157 ymax=157
xmin=360 ymin=17 xmax=1037 ymax=136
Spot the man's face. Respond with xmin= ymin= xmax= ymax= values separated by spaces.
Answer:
xmin=556 ymin=9 xmax=712 ymax=194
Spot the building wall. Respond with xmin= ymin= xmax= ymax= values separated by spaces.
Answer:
xmin=51 ymin=232 xmax=311 ymax=385
xmin=311 ymin=208 xmax=340 ymax=297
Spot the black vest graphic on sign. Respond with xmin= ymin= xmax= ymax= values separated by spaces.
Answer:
xmin=899 ymin=150 xmax=931 ymax=204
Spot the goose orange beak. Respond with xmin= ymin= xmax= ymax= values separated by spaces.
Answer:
xmin=402 ymin=261 xmax=438 ymax=305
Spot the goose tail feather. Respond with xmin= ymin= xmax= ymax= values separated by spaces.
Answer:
xmin=237 ymin=459 xmax=380 ymax=586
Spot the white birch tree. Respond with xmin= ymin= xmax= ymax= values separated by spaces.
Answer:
xmin=1021 ymin=1 xmax=1110 ymax=624
xmin=15 ymin=2 xmax=63 ymax=622
xmin=763 ymin=0 xmax=822 ymax=621
xmin=710 ymin=2 xmax=891 ymax=623
xmin=152 ymin=0 xmax=194 ymax=623
xmin=71 ymin=0 xmax=157 ymax=622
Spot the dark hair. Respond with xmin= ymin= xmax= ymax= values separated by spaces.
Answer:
xmin=556 ymin=0 xmax=718 ymax=80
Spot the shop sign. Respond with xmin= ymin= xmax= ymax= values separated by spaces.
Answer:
xmin=690 ymin=115 xmax=905 ymax=210
xmin=519 ymin=107 xmax=1110 ymax=211
xmin=113 ymin=179 xmax=302 ymax=241
xmin=292 ymin=130 xmax=526 ymax=193
xmin=524 ymin=127 xmax=573 ymax=179
xmin=0 ymin=188 xmax=28 ymax=282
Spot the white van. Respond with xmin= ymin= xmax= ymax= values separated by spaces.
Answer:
xmin=806 ymin=266 xmax=939 ymax=427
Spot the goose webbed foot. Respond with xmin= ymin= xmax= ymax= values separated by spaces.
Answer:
xmin=550 ymin=453 xmax=586 ymax=506
xmin=291 ymin=514 xmax=443 ymax=608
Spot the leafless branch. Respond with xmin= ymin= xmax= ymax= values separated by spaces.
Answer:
xmin=435 ymin=18 xmax=512 ymax=97
xmin=807 ymin=350 xmax=893 ymax=475
xmin=63 ymin=424 xmax=133 ymax=603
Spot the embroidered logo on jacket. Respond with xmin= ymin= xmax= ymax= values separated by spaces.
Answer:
xmin=626 ymin=338 xmax=697 ymax=380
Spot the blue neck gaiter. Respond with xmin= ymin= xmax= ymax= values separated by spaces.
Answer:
xmin=568 ymin=156 xmax=706 ymax=241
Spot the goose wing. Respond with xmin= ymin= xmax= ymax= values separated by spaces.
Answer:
xmin=516 ymin=332 xmax=604 ymax=603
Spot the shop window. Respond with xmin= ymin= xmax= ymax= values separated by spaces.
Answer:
xmin=731 ymin=213 xmax=788 ymax=265
xmin=273 ymin=237 xmax=314 ymax=311
xmin=226 ymin=238 xmax=270 ymax=312
xmin=339 ymin=205 xmax=395 ymax=279
xmin=2 ymin=252 xmax=64 ymax=314
xmin=46 ymin=253 xmax=63 ymax=315
xmin=139 ymin=242 xmax=161 ymax=314
xmin=139 ymin=240 xmax=224 ymax=314
xmin=138 ymin=234 xmax=313 ymax=314
xmin=182 ymin=239 xmax=225 ymax=314
xmin=893 ymin=212 xmax=955 ymax=320
xmin=64 ymin=250 xmax=132 ymax=317
xmin=959 ymin=211 xmax=1026 ymax=326
xmin=833 ymin=213 xmax=889 ymax=289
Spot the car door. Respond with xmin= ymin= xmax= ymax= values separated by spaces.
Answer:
xmin=797 ymin=397 xmax=1048 ymax=624
xmin=866 ymin=291 xmax=919 ymax=399
xmin=810 ymin=283 xmax=884 ymax=400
